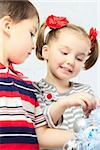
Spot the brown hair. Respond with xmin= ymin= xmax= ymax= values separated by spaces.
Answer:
xmin=36 ymin=23 xmax=99 ymax=70
xmin=0 ymin=0 xmax=39 ymax=23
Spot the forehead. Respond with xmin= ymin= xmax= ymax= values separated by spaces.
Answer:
xmin=50 ymin=29 xmax=91 ymax=53
xmin=56 ymin=29 xmax=90 ymax=45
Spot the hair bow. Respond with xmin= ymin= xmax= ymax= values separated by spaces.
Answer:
xmin=46 ymin=15 xmax=69 ymax=29
xmin=89 ymin=27 xmax=97 ymax=42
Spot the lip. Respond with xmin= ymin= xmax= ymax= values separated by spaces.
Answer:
xmin=60 ymin=66 xmax=73 ymax=74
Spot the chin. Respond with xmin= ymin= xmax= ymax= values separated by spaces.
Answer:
xmin=12 ymin=60 xmax=25 ymax=65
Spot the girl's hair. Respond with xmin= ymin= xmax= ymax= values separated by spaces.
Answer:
xmin=36 ymin=23 xmax=99 ymax=70
xmin=0 ymin=0 xmax=39 ymax=23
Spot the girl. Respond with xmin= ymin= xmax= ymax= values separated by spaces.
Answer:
xmin=35 ymin=15 xmax=98 ymax=136
xmin=0 ymin=2 xmax=76 ymax=150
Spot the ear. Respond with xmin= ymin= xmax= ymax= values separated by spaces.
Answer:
xmin=1 ymin=16 xmax=13 ymax=35
xmin=42 ymin=45 xmax=49 ymax=60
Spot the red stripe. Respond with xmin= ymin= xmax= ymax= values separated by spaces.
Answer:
xmin=35 ymin=101 xmax=40 ymax=107
xmin=21 ymin=94 xmax=39 ymax=107
xmin=0 ymin=144 xmax=39 ymax=150
xmin=0 ymin=91 xmax=39 ymax=106
xmin=0 ymin=120 xmax=35 ymax=128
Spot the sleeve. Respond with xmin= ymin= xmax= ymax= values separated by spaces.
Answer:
xmin=33 ymin=82 xmax=62 ymax=128
xmin=32 ymin=84 xmax=47 ymax=128
xmin=35 ymin=102 xmax=47 ymax=128
xmin=74 ymin=82 xmax=96 ymax=97
xmin=43 ymin=103 xmax=63 ymax=128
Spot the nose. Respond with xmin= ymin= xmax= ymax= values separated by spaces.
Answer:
xmin=65 ymin=54 xmax=75 ymax=66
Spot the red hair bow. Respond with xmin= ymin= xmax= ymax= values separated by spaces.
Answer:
xmin=89 ymin=27 xmax=97 ymax=42
xmin=46 ymin=15 xmax=69 ymax=29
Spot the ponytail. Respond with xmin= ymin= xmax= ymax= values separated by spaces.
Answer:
xmin=84 ymin=27 xmax=99 ymax=69
xmin=36 ymin=23 xmax=47 ymax=60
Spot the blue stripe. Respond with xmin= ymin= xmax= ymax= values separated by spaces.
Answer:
xmin=0 ymin=76 xmax=33 ymax=89
xmin=0 ymin=127 xmax=36 ymax=135
xmin=0 ymin=75 xmax=38 ymax=101
xmin=0 ymin=136 xmax=38 ymax=144
xmin=0 ymin=84 xmax=36 ymax=99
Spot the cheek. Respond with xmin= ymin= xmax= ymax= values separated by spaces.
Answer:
xmin=49 ymin=56 xmax=59 ymax=66
xmin=51 ymin=51 xmax=61 ymax=60
xmin=17 ymin=31 xmax=32 ymax=48
xmin=9 ymin=53 xmax=20 ymax=64
xmin=21 ymin=34 xmax=31 ymax=46
xmin=10 ymin=51 xmax=27 ymax=64
xmin=75 ymin=62 xmax=83 ymax=72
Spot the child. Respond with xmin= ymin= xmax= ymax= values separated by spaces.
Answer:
xmin=0 ymin=1 xmax=79 ymax=150
xmin=35 ymin=15 xmax=98 ymax=132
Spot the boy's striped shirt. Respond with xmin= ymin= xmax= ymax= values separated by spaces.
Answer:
xmin=0 ymin=64 xmax=46 ymax=150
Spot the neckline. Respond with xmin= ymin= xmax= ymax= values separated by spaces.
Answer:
xmin=0 ymin=62 xmax=23 ymax=76
xmin=40 ymin=78 xmax=73 ymax=95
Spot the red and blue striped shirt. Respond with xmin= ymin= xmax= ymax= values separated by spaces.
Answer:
xmin=0 ymin=63 xmax=46 ymax=150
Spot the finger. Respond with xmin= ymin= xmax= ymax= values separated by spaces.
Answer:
xmin=80 ymin=100 xmax=88 ymax=111
xmin=87 ymin=96 xmax=96 ymax=110
xmin=91 ymin=98 xmax=96 ymax=109
xmin=82 ymin=96 xmax=96 ymax=110
xmin=84 ymin=109 xmax=91 ymax=117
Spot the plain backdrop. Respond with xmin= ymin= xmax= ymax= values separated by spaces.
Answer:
xmin=15 ymin=0 xmax=100 ymax=99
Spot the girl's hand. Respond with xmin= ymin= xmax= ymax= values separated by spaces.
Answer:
xmin=49 ymin=92 xmax=96 ymax=125
xmin=61 ymin=92 xmax=96 ymax=113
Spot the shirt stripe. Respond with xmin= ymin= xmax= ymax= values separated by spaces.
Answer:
xmin=0 ymin=67 xmax=46 ymax=150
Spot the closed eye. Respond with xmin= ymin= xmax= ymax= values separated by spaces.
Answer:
xmin=61 ymin=51 xmax=68 ymax=55
xmin=76 ymin=53 xmax=87 ymax=62
xmin=76 ymin=57 xmax=85 ymax=62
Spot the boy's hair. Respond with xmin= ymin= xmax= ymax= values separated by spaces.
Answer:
xmin=36 ymin=23 xmax=99 ymax=70
xmin=0 ymin=0 xmax=39 ymax=22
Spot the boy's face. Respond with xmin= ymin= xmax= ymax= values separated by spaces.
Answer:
xmin=6 ymin=16 xmax=39 ymax=64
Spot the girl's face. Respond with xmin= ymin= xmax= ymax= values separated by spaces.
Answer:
xmin=7 ymin=16 xmax=39 ymax=64
xmin=43 ymin=29 xmax=91 ymax=81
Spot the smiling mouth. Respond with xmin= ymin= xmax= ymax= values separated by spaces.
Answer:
xmin=60 ymin=66 xmax=73 ymax=73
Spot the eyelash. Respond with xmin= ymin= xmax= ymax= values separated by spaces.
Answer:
xmin=76 ymin=58 xmax=84 ymax=62
xmin=61 ymin=50 xmax=85 ymax=62
xmin=30 ymin=32 xmax=34 ymax=37
xmin=61 ymin=51 xmax=68 ymax=55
